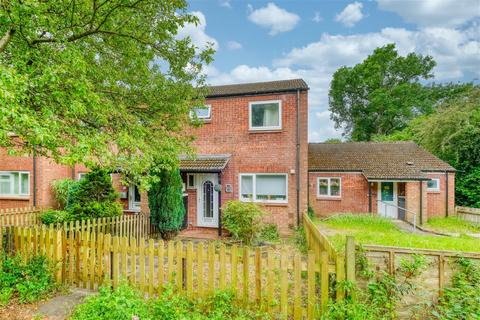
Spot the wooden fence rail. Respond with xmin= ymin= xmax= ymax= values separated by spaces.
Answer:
xmin=0 ymin=206 xmax=43 ymax=226
xmin=5 ymin=225 xmax=340 ymax=320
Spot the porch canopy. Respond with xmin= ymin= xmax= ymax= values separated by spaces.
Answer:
xmin=179 ymin=154 xmax=230 ymax=173
xmin=308 ymin=141 xmax=455 ymax=181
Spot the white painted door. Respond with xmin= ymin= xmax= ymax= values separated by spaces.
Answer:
xmin=377 ymin=182 xmax=397 ymax=219
xmin=129 ymin=185 xmax=141 ymax=212
xmin=196 ymin=173 xmax=219 ymax=227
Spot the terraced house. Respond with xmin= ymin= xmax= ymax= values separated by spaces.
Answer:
xmin=0 ymin=79 xmax=456 ymax=234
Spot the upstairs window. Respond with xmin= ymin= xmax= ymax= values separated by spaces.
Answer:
xmin=0 ymin=171 xmax=30 ymax=196
xmin=190 ymin=105 xmax=211 ymax=120
xmin=249 ymin=100 xmax=281 ymax=130
xmin=317 ymin=177 xmax=341 ymax=197
xmin=427 ymin=178 xmax=440 ymax=191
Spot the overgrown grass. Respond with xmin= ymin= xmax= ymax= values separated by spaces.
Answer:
xmin=426 ymin=216 xmax=480 ymax=234
xmin=316 ymin=214 xmax=480 ymax=253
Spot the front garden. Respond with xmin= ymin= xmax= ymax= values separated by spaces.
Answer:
xmin=315 ymin=214 xmax=480 ymax=253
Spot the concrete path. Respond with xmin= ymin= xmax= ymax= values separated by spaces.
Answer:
xmin=392 ymin=219 xmax=436 ymax=235
xmin=35 ymin=289 xmax=91 ymax=320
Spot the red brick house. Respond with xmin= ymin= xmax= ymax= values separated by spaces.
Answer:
xmin=178 ymin=79 xmax=309 ymax=235
xmin=0 ymin=79 xmax=310 ymax=235
xmin=308 ymin=142 xmax=455 ymax=224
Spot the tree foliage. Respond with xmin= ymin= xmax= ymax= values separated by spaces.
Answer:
xmin=147 ymin=169 xmax=185 ymax=240
xmin=329 ymin=44 xmax=437 ymax=141
xmin=0 ymin=1 xmax=214 ymax=186
xmin=375 ymin=86 xmax=480 ymax=207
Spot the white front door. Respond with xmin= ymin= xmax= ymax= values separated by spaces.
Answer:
xmin=377 ymin=182 xmax=397 ymax=219
xmin=196 ymin=173 xmax=219 ymax=227
xmin=129 ymin=185 xmax=141 ymax=212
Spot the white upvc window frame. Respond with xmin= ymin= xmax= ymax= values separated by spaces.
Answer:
xmin=190 ymin=104 xmax=212 ymax=120
xmin=427 ymin=178 xmax=440 ymax=192
xmin=78 ymin=172 xmax=87 ymax=180
xmin=187 ymin=174 xmax=196 ymax=189
xmin=317 ymin=177 xmax=342 ymax=198
xmin=248 ymin=100 xmax=282 ymax=131
xmin=239 ymin=173 xmax=288 ymax=204
xmin=0 ymin=171 xmax=30 ymax=196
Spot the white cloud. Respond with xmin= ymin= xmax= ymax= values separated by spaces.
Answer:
xmin=377 ymin=0 xmax=480 ymax=27
xmin=219 ymin=0 xmax=231 ymax=9
xmin=313 ymin=12 xmax=322 ymax=23
xmin=248 ymin=2 xmax=300 ymax=35
xmin=206 ymin=23 xmax=480 ymax=142
xmin=177 ymin=11 xmax=219 ymax=51
xmin=227 ymin=41 xmax=243 ymax=50
xmin=336 ymin=2 xmax=364 ymax=27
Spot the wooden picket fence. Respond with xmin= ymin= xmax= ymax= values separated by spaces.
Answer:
xmin=0 ymin=206 xmax=42 ymax=226
xmin=7 ymin=225 xmax=341 ymax=320
xmin=303 ymin=213 xmax=356 ymax=296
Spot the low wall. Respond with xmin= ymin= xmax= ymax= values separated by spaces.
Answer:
xmin=456 ymin=206 xmax=480 ymax=223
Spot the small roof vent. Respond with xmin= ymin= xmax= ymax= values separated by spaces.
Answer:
xmin=406 ymin=161 xmax=414 ymax=166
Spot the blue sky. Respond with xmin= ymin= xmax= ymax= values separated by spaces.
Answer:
xmin=178 ymin=0 xmax=480 ymax=141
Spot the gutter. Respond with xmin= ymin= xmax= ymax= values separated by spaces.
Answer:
xmin=32 ymin=148 xmax=37 ymax=207
xmin=206 ymin=88 xmax=309 ymax=99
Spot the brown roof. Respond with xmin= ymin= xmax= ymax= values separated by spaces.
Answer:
xmin=207 ymin=79 xmax=308 ymax=97
xmin=308 ymin=142 xmax=455 ymax=180
xmin=179 ymin=154 xmax=230 ymax=172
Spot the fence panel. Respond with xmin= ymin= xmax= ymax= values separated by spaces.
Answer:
xmin=456 ymin=206 xmax=480 ymax=223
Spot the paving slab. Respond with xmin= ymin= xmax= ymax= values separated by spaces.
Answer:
xmin=35 ymin=289 xmax=91 ymax=320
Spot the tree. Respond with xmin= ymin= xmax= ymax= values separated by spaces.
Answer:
xmin=148 ymin=169 xmax=185 ymax=240
xmin=329 ymin=44 xmax=436 ymax=141
xmin=0 ymin=1 xmax=214 ymax=186
xmin=375 ymin=86 xmax=480 ymax=207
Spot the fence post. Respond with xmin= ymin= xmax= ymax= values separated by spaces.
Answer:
xmin=345 ymin=236 xmax=356 ymax=287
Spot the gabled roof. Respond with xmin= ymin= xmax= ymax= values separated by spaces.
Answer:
xmin=207 ymin=79 xmax=308 ymax=98
xmin=179 ymin=154 xmax=230 ymax=172
xmin=308 ymin=142 xmax=455 ymax=180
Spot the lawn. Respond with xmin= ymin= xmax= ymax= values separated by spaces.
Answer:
xmin=425 ymin=216 xmax=480 ymax=234
xmin=315 ymin=214 xmax=480 ymax=253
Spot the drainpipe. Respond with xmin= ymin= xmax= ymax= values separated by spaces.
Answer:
xmin=32 ymin=148 xmax=37 ymax=207
xmin=295 ymin=90 xmax=301 ymax=226
xmin=368 ymin=182 xmax=372 ymax=213
xmin=445 ymin=171 xmax=449 ymax=217
xmin=218 ymin=172 xmax=222 ymax=237
xmin=419 ymin=181 xmax=423 ymax=225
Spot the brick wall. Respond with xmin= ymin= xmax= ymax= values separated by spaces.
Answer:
xmin=181 ymin=91 xmax=308 ymax=235
xmin=308 ymin=172 xmax=378 ymax=216
xmin=425 ymin=172 xmax=455 ymax=219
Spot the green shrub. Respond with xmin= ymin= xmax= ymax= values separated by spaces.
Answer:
xmin=70 ymin=282 xmax=150 ymax=320
xmin=66 ymin=167 xmax=119 ymax=210
xmin=430 ymin=258 xmax=480 ymax=319
xmin=148 ymin=169 xmax=185 ymax=240
xmin=260 ymin=223 xmax=280 ymax=242
xmin=39 ymin=209 xmax=71 ymax=225
xmin=308 ymin=205 xmax=315 ymax=218
xmin=71 ymin=282 xmax=269 ymax=320
xmin=64 ymin=167 xmax=121 ymax=221
xmin=51 ymin=179 xmax=78 ymax=209
xmin=0 ymin=254 xmax=56 ymax=306
xmin=293 ymin=225 xmax=308 ymax=254
xmin=222 ymin=201 xmax=266 ymax=245
xmin=68 ymin=201 xmax=122 ymax=220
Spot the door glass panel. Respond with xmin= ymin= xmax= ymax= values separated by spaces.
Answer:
xmin=134 ymin=185 xmax=141 ymax=202
xmin=381 ymin=182 xmax=394 ymax=201
xmin=203 ymin=181 xmax=214 ymax=218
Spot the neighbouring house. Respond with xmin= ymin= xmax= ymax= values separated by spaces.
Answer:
xmin=308 ymin=142 xmax=456 ymax=224
xmin=0 ymin=79 xmax=310 ymax=235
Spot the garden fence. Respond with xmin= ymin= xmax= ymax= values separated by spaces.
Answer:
xmin=0 ymin=206 xmax=42 ymax=226
xmin=455 ymin=206 xmax=480 ymax=223
xmin=5 ymin=225 xmax=344 ymax=320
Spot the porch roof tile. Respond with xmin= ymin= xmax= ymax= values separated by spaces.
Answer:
xmin=179 ymin=154 xmax=230 ymax=172
xmin=308 ymin=142 xmax=455 ymax=180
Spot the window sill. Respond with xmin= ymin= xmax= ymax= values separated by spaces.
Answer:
xmin=0 ymin=195 xmax=30 ymax=201
xmin=248 ymin=129 xmax=283 ymax=134
xmin=427 ymin=190 xmax=441 ymax=194
xmin=317 ymin=196 xmax=342 ymax=201
xmin=259 ymin=202 xmax=289 ymax=207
